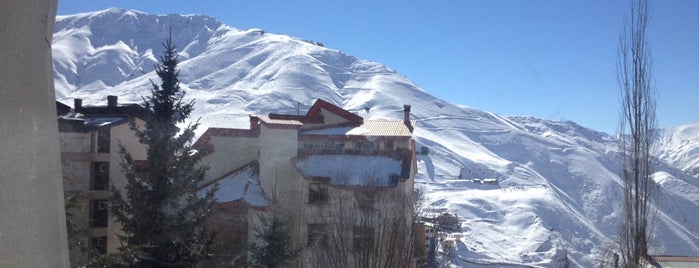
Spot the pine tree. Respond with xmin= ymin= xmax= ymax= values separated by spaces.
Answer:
xmin=249 ymin=212 xmax=299 ymax=268
xmin=109 ymin=31 xmax=217 ymax=267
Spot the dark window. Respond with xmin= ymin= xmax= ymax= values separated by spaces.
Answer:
xmin=334 ymin=143 xmax=345 ymax=150
xmin=303 ymin=143 xmax=314 ymax=149
xmin=97 ymin=128 xmax=110 ymax=153
xmin=307 ymin=223 xmax=328 ymax=247
xmin=354 ymin=141 xmax=374 ymax=150
xmin=91 ymin=162 xmax=109 ymax=190
xmin=89 ymin=236 xmax=107 ymax=256
xmin=353 ymin=226 xmax=374 ymax=251
xmin=354 ymin=190 xmax=375 ymax=211
xmin=133 ymin=160 xmax=149 ymax=181
xmin=89 ymin=199 xmax=108 ymax=228
xmin=309 ymin=183 xmax=328 ymax=203
xmin=385 ymin=140 xmax=394 ymax=150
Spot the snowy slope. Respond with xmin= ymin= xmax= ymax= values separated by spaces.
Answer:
xmin=656 ymin=122 xmax=699 ymax=178
xmin=53 ymin=8 xmax=699 ymax=267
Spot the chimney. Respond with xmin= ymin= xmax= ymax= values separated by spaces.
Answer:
xmin=403 ymin=104 xmax=411 ymax=123
xmin=250 ymin=115 xmax=260 ymax=130
xmin=74 ymin=98 xmax=82 ymax=111
xmin=403 ymin=104 xmax=413 ymax=131
xmin=107 ymin=95 xmax=118 ymax=107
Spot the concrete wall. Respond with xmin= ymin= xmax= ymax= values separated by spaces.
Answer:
xmin=201 ymin=135 xmax=259 ymax=183
xmin=319 ymin=108 xmax=350 ymax=125
xmin=58 ymin=119 xmax=148 ymax=262
xmin=60 ymin=132 xmax=93 ymax=153
xmin=105 ymin=121 xmax=147 ymax=253
xmin=0 ymin=0 xmax=69 ymax=266
xmin=256 ymin=125 xmax=306 ymax=255
xmin=257 ymin=125 xmax=301 ymax=202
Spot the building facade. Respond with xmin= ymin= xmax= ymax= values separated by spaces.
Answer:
xmin=196 ymin=99 xmax=417 ymax=267
xmin=58 ymin=96 xmax=147 ymax=264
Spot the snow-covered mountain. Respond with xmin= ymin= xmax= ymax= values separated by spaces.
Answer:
xmin=53 ymin=8 xmax=699 ymax=267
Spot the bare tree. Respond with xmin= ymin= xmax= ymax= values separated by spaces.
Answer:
xmin=616 ymin=0 xmax=657 ymax=266
xmin=308 ymin=179 xmax=416 ymax=268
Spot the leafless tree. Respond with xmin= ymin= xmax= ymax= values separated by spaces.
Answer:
xmin=616 ymin=0 xmax=657 ymax=266
xmin=307 ymin=179 xmax=417 ymax=268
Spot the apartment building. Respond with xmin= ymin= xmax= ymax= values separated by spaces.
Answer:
xmin=196 ymin=99 xmax=417 ymax=267
xmin=58 ymin=96 xmax=147 ymax=264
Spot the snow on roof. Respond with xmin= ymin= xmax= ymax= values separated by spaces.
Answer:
xmin=253 ymin=114 xmax=303 ymax=128
xmin=295 ymin=154 xmax=402 ymax=186
xmin=200 ymin=164 xmax=268 ymax=207
xmin=59 ymin=113 xmax=127 ymax=128
xmin=83 ymin=117 xmax=125 ymax=127
xmin=301 ymin=120 xmax=414 ymax=137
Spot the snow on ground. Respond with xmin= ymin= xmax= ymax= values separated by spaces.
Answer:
xmin=53 ymin=9 xmax=699 ymax=267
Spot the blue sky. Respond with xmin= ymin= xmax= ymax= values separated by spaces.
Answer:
xmin=57 ymin=0 xmax=699 ymax=134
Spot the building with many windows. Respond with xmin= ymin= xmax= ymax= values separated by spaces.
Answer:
xmin=58 ymin=97 xmax=417 ymax=266
xmin=58 ymin=96 xmax=147 ymax=264
xmin=196 ymin=99 xmax=417 ymax=267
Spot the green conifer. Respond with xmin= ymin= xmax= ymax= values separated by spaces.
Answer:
xmin=109 ymin=31 xmax=217 ymax=267
xmin=249 ymin=211 xmax=299 ymax=268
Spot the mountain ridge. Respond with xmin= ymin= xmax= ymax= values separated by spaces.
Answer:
xmin=53 ymin=8 xmax=699 ymax=267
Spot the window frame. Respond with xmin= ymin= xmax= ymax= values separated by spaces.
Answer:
xmin=89 ymin=199 xmax=109 ymax=228
xmin=308 ymin=183 xmax=329 ymax=204
xmin=307 ymin=223 xmax=328 ymax=247
xmin=353 ymin=226 xmax=374 ymax=251
xmin=91 ymin=162 xmax=109 ymax=190
xmin=354 ymin=141 xmax=375 ymax=151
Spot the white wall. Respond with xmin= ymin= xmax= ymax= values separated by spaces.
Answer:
xmin=201 ymin=135 xmax=259 ymax=184
xmin=0 ymin=0 xmax=69 ymax=266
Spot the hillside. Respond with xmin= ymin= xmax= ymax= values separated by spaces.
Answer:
xmin=53 ymin=8 xmax=699 ymax=267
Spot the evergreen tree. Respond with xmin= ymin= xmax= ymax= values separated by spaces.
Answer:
xmin=109 ymin=31 xmax=217 ymax=267
xmin=249 ymin=212 xmax=299 ymax=268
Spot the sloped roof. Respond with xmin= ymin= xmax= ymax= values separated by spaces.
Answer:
xmin=267 ymin=99 xmax=363 ymax=126
xmin=306 ymin=98 xmax=363 ymax=124
xmin=253 ymin=114 xmax=303 ymax=129
xmin=199 ymin=162 xmax=269 ymax=209
xmin=301 ymin=120 xmax=415 ymax=137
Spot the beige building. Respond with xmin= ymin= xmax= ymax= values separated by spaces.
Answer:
xmin=58 ymin=97 xmax=416 ymax=266
xmin=196 ymin=99 xmax=417 ymax=267
xmin=58 ymin=96 xmax=147 ymax=264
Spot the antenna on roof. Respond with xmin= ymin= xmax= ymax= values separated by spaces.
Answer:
xmin=297 ymin=102 xmax=300 ymax=116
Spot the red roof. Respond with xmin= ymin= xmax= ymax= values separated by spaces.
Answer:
xmin=306 ymin=99 xmax=363 ymax=124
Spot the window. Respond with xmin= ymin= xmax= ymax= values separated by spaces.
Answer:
xmin=303 ymin=142 xmax=315 ymax=149
xmin=385 ymin=140 xmax=394 ymax=150
xmin=89 ymin=199 xmax=108 ymax=228
xmin=96 ymin=128 xmax=110 ymax=153
xmin=91 ymin=162 xmax=109 ymax=190
xmin=309 ymin=183 xmax=328 ymax=203
xmin=353 ymin=226 xmax=374 ymax=251
xmin=307 ymin=223 xmax=328 ymax=247
xmin=303 ymin=141 xmax=344 ymax=151
xmin=354 ymin=141 xmax=375 ymax=150
xmin=89 ymin=236 xmax=107 ymax=256
xmin=133 ymin=160 xmax=149 ymax=180
xmin=354 ymin=190 xmax=375 ymax=211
